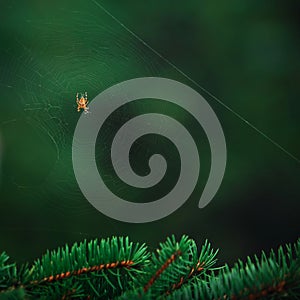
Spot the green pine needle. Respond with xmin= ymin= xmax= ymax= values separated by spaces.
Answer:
xmin=0 ymin=236 xmax=299 ymax=299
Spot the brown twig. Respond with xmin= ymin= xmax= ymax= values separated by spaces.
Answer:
xmin=144 ymin=250 xmax=182 ymax=293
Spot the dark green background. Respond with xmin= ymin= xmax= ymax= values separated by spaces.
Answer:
xmin=0 ymin=0 xmax=299 ymax=266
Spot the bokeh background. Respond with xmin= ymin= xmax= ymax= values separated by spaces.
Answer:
xmin=0 ymin=0 xmax=299 ymax=267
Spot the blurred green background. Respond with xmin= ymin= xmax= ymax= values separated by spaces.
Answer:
xmin=0 ymin=0 xmax=299 ymax=267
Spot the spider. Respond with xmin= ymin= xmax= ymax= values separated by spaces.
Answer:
xmin=76 ymin=92 xmax=89 ymax=113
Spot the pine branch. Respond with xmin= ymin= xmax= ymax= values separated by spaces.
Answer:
xmin=116 ymin=236 xmax=218 ymax=299
xmin=166 ymin=239 xmax=300 ymax=299
xmin=165 ymin=239 xmax=219 ymax=295
xmin=141 ymin=236 xmax=218 ymax=297
xmin=0 ymin=236 xmax=149 ymax=299
xmin=0 ymin=236 xmax=299 ymax=299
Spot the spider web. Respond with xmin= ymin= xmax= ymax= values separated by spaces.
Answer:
xmin=0 ymin=0 xmax=180 ymax=253
xmin=0 ymin=0 xmax=299 ymax=264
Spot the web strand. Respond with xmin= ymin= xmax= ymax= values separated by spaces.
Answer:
xmin=91 ymin=0 xmax=299 ymax=164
